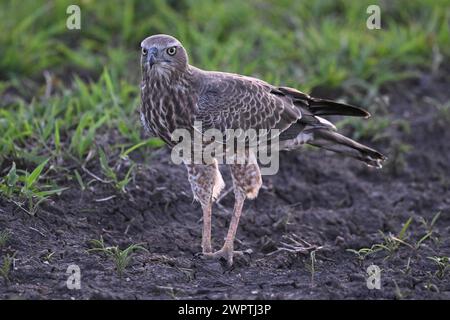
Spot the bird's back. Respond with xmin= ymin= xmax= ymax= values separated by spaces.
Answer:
xmin=191 ymin=66 xmax=302 ymax=136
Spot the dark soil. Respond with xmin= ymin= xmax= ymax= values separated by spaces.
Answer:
xmin=0 ymin=72 xmax=449 ymax=300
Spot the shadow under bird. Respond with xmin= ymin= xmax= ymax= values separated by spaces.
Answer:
xmin=139 ymin=34 xmax=386 ymax=266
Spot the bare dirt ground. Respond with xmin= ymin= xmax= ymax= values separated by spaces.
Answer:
xmin=0 ymin=71 xmax=449 ymax=299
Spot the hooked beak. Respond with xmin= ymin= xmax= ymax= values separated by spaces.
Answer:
xmin=146 ymin=47 xmax=158 ymax=68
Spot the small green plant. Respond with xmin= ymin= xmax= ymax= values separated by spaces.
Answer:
xmin=346 ymin=247 xmax=381 ymax=264
xmin=420 ymin=211 xmax=441 ymax=234
xmin=70 ymin=112 xmax=108 ymax=160
xmin=87 ymin=236 xmax=148 ymax=276
xmin=0 ymin=160 xmax=68 ymax=215
xmin=119 ymin=138 xmax=165 ymax=160
xmin=73 ymin=169 xmax=86 ymax=191
xmin=416 ymin=212 xmax=441 ymax=248
xmin=428 ymin=256 xmax=449 ymax=279
xmin=0 ymin=253 xmax=15 ymax=284
xmin=0 ymin=230 xmax=10 ymax=248
xmin=0 ymin=162 xmax=19 ymax=198
xmin=41 ymin=251 xmax=55 ymax=263
xmin=349 ymin=214 xmax=444 ymax=266
xmin=377 ymin=217 xmax=414 ymax=253
xmin=99 ymin=148 xmax=135 ymax=193
xmin=348 ymin=217 xmax=414 ymax=261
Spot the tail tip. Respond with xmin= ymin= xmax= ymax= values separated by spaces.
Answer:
xmin=366 ymin=154 xmax=387 ymax=169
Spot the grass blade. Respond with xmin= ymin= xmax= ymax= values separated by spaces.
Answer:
xmin=398 ymin=217 xmax=413 ymax=240
xmin=26 ymin=158 xmax=49 ymax=189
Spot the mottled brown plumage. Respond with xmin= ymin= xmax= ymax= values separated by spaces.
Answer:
xmin=140 ymin=34 xmax=386 ymax=266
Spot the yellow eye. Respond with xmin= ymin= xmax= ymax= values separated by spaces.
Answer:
xmin=166 ymin=46 xmax=177 ymax=56
xmin=142 ymin=48 xmax=148 ymax=56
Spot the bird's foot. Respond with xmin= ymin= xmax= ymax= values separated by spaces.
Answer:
xmin=200 ymin=246 xmax=253 ymax=267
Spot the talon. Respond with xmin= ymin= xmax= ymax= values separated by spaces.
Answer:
xmin=202 ymin=248 xmax=233 ymax=266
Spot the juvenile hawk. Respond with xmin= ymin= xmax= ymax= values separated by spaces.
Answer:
xmin=140 ymin=34 xmax=386 ymax=266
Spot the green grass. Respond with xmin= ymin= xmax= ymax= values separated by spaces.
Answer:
xmin=0 ymin=230 xmax=10 ymax=248
xmin=347 ymin=212 xmax=442 ymax=263
xmin=0 ymin=160 xmax=67 ymax=215
xmin=98 ymin=147 xmax=135 ymax=193
xmin=428 ymin=256 xmax=449 ymax=279
xmin=0 ymin=0 xmax=449 ymax=213
xmin=0 ymin=253 xmax=15 ymax=284
xmin=87 ymin=236 xmax=148 ymax=276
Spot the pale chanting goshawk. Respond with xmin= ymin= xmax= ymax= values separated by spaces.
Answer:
xmin=140 ymin=34 xmax=386 ymax=266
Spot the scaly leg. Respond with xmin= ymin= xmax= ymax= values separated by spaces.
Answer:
xmin=204 ymin=153 xmax=262 ymax=266
xmin=203 ymin=188 xmax=246 ymax=265
xmin=201 ymin=202 xmax=212 ymax=253
xmin=185 ymin=159 xmax=224 ymax=254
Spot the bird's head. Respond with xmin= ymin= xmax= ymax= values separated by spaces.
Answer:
xmin=140 ymin=34 xmax=188 ymax=80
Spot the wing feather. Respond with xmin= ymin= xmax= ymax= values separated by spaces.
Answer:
xmin=195 ymin=73 xmax=301 ymax=140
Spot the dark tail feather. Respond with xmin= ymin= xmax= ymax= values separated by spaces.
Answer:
xmin=307 ymin=98 xmax=370 ymax=118
xmin=275 ymin=86 xmax=370 ymax=118
xmin=307 ymin=129 xmax=387 ymax=168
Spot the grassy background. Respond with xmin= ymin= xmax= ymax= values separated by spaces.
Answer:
xmin=0 ymin=0 xmax=449 ymax=209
